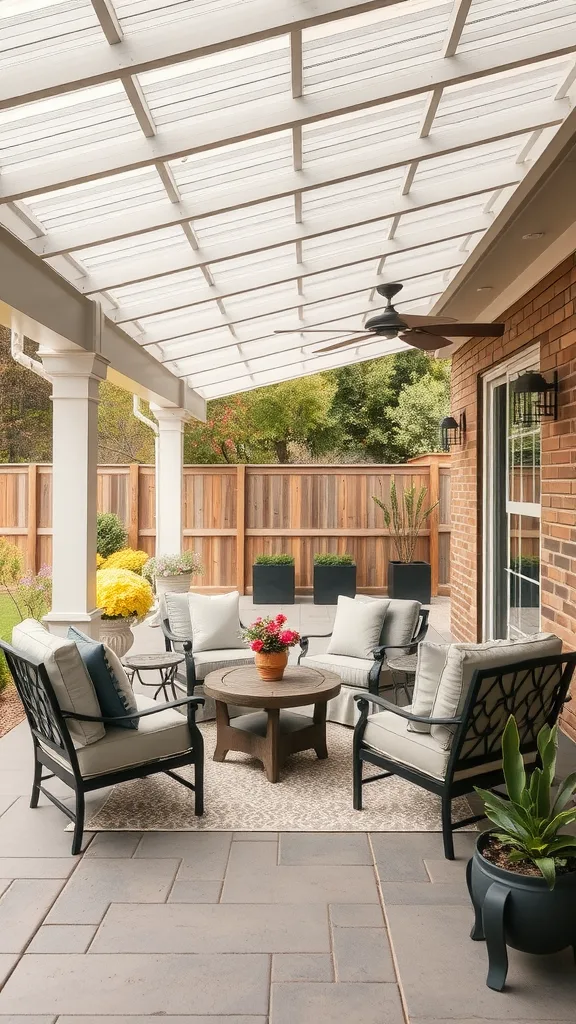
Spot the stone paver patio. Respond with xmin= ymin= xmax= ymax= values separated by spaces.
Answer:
xmin=0 ymin=598 xmax=575 ymax=1022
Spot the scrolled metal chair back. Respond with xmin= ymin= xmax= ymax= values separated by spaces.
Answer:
xmin=0 ymin=640 xmax=70 ymax=759
xmin=450 ymin=653 xmax=576 ymax=774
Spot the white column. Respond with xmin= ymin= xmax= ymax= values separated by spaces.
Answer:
xmin=42 ymin=350 xmax=109 ymax=637
xmin=150 ymin=405 xmax=187 ymax=555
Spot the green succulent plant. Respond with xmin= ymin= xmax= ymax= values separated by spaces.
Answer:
xmin=476 ymin=715 xmax=576 ymax=888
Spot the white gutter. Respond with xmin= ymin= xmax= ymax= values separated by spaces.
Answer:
xmin=132 ymin=394 xmax=159 ymax=435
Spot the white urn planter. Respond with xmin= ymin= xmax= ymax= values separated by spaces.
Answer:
xmin=100 ymin=618 xmax=135 ymax=658
xmin=148 ymin=572 xmax=192 ymax=627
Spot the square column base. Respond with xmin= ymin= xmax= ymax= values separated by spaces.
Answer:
xmin=43 ymin=609 xmax=102 ymax=639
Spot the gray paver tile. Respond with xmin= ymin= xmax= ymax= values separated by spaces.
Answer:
xmin=0 ymin=954 xmax=270 ymax=1016
xmin=221 ymin=842 xmax=378 ymax=904
xmin=0 ymin=882 xmax=10 ymax=899
xmin=167 ymin=879 xmax=222 ymax=903
xmin=27 ymin=925 xmax=97 ymax=953
xmin=0 ymin=859 xmax=74 ymax=879
xmin=0 ymin=879 xmax=64 ymax=954
xmin=371 ymin=832 xmax=476 ymax=881
xmin=0 ymin=955 xmax=19 ymax=988
xmin=0 ymin=771 xmax=34 ymax=796
xmin=279 ymin=832 xmax=371 ymax=865
xmin=136 ymin=833 xmax=232 ymax=879
xmin=380 ymin=880 xmax=469 ymax=905
xmin=83 ymin=833 xmax=143 ymax=857
xmin=330 ymin=904 xmax=384 ymax=927
xmin=386 ymin=904 xmax=576 ymax=1019
xmin=57 ymin=1019 xmax=266 ymax=1024
xmin=0 ymin=799 xmax=17 ymax=819
xmin=222 ymin=840 xmax=278 ymax=869
xmin=90 ymin=902 xmax=330 ymax=953
xmin=0 ymin=1017 xmax=55 ymax=1024
xmin=424 ymin=856 xmax=469 ymax=883
xmin=272 ymin=953 xmax=333 ymax=982
xmin=412 ymin=1020 xmax=572 ymax=1024
xmin=270 ymin=982 xmax=403 ymax=1024
xmin=45 ymin=859 xmax=179 ymax=925
xmin=332 ymin=926 xmax=395 ymax=982
xmin=0 ymin=799 xmax=76 ymax=858
xmin=234 ymin=832 xmax=278 ymax=841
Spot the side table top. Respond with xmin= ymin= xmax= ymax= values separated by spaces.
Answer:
xmin=123 ymin=652 xmax=185 ymax=669
xmin=203 ymin=664 xmax=341 ymax=709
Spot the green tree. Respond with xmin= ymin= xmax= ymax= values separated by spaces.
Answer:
xmin=97 ymin=381 xmax=155 ymax=463
xmin=392 ymin=360 xmax=450 ymax=457
xmin=247 ymin=374 xmax=337 ymax=462
xmin=0 ymin=327 xmax=52 ymax=462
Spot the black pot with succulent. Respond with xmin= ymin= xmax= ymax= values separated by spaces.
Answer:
xmin=372 ymin=481 xmax=437 ymax=604
xmin=467 ymin=715 xmax=576 ymax=991
xmin=252 ymin=554 xmax=295 ymax=605
xmin=313 ymin=553 xmax=356 ymax=605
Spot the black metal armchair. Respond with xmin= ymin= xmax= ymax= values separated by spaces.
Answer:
xmin=353 ymin=652 xmax=576 ymax=859
xmin=0 ymin=639 xmax=205 ymax=856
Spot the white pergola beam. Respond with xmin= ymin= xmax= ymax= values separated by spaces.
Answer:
xmin=0 ymin=0 xmax=393 ymax=111
xmin=1 ymin=29 xmax=573 ymax=204
xmin=90 ymin=0 xmax=123 ymax=45
xmin=443 ymin=0 xmax=473 ymax=58
xmin=113 ymin=245 xmax=470 ymax=325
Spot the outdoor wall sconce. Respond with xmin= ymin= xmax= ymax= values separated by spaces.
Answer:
xmin=510 ymin=370 xmax=558 ymax=427
xmin=440 ymin=412 xmax=466 ymax=452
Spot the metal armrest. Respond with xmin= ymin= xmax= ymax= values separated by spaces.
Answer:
xmin=63 ymin=695 xmax=205 ymax=724
xmin=353 ymin=692 xmax=461 ymax=726
xmin=161 ymin=623 xmax=192 ymax=652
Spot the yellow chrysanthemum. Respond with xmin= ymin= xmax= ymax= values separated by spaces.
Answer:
xmin=96 ymin=568 xmax=154 ymax=620
xmin=96 ymin=553 xmax=105 ymax=569
xmin=102 ymin=548 xmax=149 ymax=574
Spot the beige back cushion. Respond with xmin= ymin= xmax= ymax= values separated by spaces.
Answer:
xmin=188 ymin=591 xmax=246 ymax=652
xmin=409 ymin=642 xmax=450 ymax=733
xmin=164 ymin=592 xmax=192 ymax=642
xmin=430 ymin=633 xmax=562 ymax=750
xmin=12 ymin=619 xmax=105 ymax=747
xmin=355 ymin=596 xmax=419 ymax=649
xmin=328 ymin=595 xmax=389 ymax=659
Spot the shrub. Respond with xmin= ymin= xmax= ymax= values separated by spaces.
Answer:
xmin=0 ymin=655 xmax=11 ymax=694
xmin=103 ymin=548 xmax=149 ymax=574
xmin=0 ymin=540 xmax=23 ymax=589
xmin=142 ymin=551 xmax=203 ymax=581
xmin=254 ymin=554 xmax=295 ymax=565
xmin=510 ymin=555 xmax=539 ymax=576
xmin=16 ymin=565 xmax=52 ymax=620
xmin=96 ymin=568 xmax=154 ymax=620
xmin=96 ymin=512 xmax=127 ymax=559
xmin=313 ymin=553 xmax=355 ymax=566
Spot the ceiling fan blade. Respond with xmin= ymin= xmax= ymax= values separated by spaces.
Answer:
xmin=416 ymin=321 xmax=505 ymax=337
xmin=400 ymin=313 xmax=458 ymax=327
xmin=401 ymin=330 xmax=452 ymax=352
xmin=274 ymin=328 xmax=360 ymax=334
xmin=313 ymin=335 xmax=374 ymax=353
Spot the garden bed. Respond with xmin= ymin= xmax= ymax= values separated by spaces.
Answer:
xmin=0 ymin=683 xmax=24 ymax=739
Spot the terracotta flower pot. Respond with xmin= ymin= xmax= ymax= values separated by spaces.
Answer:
xmin=254 ymin=650 xmax=288 ymax=681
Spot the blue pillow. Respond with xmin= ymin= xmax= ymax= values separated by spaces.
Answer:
xmin=68 ymin=627 xmax=138 ymax=730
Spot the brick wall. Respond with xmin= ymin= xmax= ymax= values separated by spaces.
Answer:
xmin=450 ymin=252 xmax=576 ymax=740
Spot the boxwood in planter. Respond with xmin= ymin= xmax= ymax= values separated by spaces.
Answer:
xmin=313 ymin=553 xmax=356 ymax=605
xmin=252 ymin=554 xmax=295 ymax=604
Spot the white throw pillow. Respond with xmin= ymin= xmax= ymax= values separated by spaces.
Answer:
xmin=188 ymin=591 xmax=246 ymax=652
xmin=430 ymin=633 xmax=562 ymax=750
xmin=327 ymin=595 xmax=389 ymax=660
xmin=12 ymin=619 xmax=105 ymax=747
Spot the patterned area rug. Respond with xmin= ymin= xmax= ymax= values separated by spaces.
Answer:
xmin=81 ymin=721 xmax=475 ymax=833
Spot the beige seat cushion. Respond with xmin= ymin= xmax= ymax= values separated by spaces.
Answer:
xmin=12 ymin=619 xmax=104 ymax=747
xmin=192 ymin=648 xmax=255 ymax=680
xmin=76 ymin=694 xmax=192 ymax=778
xmin=300 ymin=653 xmax=374 ymax=689
xmin=363 ymin=705 xmax=536 ymax=782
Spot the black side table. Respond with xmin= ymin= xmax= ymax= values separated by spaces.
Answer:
xmin=122 ymin=652 xmax=185 ymax=702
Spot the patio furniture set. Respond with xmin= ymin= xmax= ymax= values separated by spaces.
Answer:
xmin=1 ymin=590 xmax=574 ymax=866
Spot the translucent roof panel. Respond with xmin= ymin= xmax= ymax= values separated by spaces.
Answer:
xmin=1 ymin=0 xmax=575 ymax=397
xmin=0 ymin=0 xmax=102 ymax=70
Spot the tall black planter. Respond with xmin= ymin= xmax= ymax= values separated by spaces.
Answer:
xmin=252 ymin=564 xmax=295 ymax=604
xmin=467 ymin=830 xmax=576 ymax=991
xmin=387 ymin=560 xmax=431 ymax=604
xmin=313 ymin=564 xmax=356 ymax=605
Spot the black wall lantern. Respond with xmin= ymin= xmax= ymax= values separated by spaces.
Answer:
xmin=510 ymin=370 xmax=558 ymax=427
xmin=440 ymin=412 xmax=466 ymax=452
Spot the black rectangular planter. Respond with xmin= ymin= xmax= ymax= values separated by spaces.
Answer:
xmin=313 ymin=564 xmax=357 ymax=605
xmin=388 ymin=560 xmax=431 ymax=604
xmin=252 ymin=564 xmax=295 ymax=604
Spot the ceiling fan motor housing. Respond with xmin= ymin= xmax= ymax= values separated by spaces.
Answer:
xmin=364 ymin=310 xmax=408 ymax=335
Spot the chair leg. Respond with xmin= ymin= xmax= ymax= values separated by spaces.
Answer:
xmin=30 ymin=743 xmax=41 ymax=809
xmin=441 ymin=789 xmax=455 ymax=860
xmin=353 ymin=749 xmax=363 ymax=810
xmin=194 ymin=750 xmax=204 ymax=817
xmin=71 ymin=787 xmax=85 ymax=856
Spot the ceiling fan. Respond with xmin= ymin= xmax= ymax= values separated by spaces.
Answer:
xmin=274 ymin=281 xmax=504 ymax=353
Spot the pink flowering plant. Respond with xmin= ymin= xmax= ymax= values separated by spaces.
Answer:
xmin=240 ymin=614 xmax=300 ymax=654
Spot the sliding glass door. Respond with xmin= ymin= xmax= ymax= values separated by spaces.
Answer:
xmin=483 ymin=349 xmax=541 ymax=640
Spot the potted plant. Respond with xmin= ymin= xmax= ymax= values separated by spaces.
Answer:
xmin=372 ymin=481 xmax=437 ymax=603
xmin=313 ymin=553 xmax=356 ymax=605
xmin=96 ymin=567 xmax=154 ymax=657
xmin=252 ymin=554 xmax=295 ymax=604
xmin=143 ymin=551 xmax=203 ymax=599
xmin=468 ymin=715 xmax=576 ymax=991
xmin=240 ymin=614 xmax=300 ymax=681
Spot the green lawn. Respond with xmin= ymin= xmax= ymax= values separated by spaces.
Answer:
xmin=0 ymin=592 xmax=20 ymax=642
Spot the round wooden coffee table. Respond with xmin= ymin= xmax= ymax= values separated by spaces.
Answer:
xmin=203 ymin=664 xmax=341 ymax=783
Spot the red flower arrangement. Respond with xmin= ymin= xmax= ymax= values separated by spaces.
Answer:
xmin=240 ymin=613 xmax=300 ymax=653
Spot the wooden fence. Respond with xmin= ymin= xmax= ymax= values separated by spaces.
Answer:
xmin=0 ymin=457 xmax=451 ymax=596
